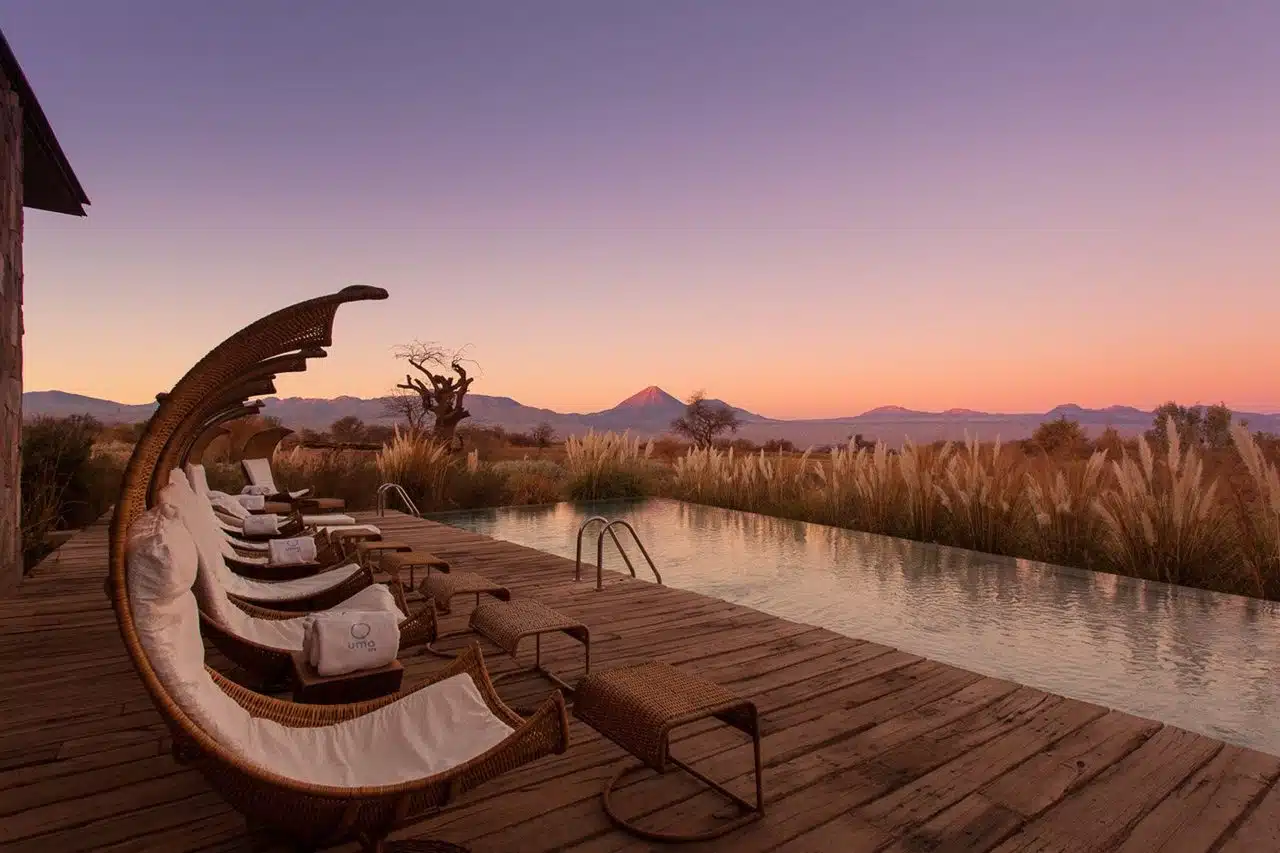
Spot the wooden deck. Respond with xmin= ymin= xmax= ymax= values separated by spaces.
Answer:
xmin=2 ymin=511 xmax=1279 ymax=852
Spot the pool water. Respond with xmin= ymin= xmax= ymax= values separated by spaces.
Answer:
xmin=429 ymin=497 xmax=1280 ymax=756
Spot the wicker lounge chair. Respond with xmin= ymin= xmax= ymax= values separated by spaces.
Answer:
xmin=164 ymin=470 xmax=380 ymax=611
xmin=108 ymin=287 xmax=569 ymax=851
xmin=241 ymin=429 xmax=347 ymax=511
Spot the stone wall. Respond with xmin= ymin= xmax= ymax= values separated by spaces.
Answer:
xmin=0 ymin=70 xmax=22 ymax=595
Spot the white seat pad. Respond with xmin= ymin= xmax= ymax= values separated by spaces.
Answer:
xmin=302 ymin=514 xmax=356 ymax=527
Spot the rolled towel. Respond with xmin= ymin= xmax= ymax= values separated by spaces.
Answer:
xmin=306 ymin=610 xmax=400 ymax=676
xmin=242 ymin=514 xmax=280 ymax=536
xmin=210 ymin=494 xmax=251 ymax=520
xmin=242 ymin=485 xmax=274 ymax=497
xmin=288 ymin=489 xmax=311 ymax=499
xmin=267 ymin=536 xmax=318 ymax=566
xmin=236 ymin=494 xmax=266 ymax=511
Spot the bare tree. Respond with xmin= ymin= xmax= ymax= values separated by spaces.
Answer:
xmin=670 ymin=390 xmax=742 ymax=449
xmin=531 ymin=422 xmax=556 ymax=449
xmin=393 ymin=341 xmax=479 ymax=442
xmin=381 ymin=387 xmax=430 ymax=434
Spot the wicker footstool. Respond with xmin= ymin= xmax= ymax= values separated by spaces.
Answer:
xmin=469 ymin=599 xmax=590 ymax=693
xmin=382 ymin=550 xmax=450 ymax=591
xmin=573 ymin=660 xmax=764 ymax=842
xmin=423 ymin=570 xmax=511 ymax=614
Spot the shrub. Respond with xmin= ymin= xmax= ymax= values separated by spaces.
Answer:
xmin=20 ymin=415 xmax=119 ymax=569
xmin=274 ymin=447 xmax=382 ymax=510
xmin=489 ymin=459 xmax=567 ymax=505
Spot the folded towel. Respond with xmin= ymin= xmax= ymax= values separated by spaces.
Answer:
xmin=305 ymin=610 xmax=400 ymax=676
xmin=210 ymin=494 xmax=251 ymax=520
xmin=267 ymin=536 xmax=318 ymax=566
xmin=242 ymin=514 xmax=280 ymax=536
xmin=289 ymin=488 xmax=311 ymax=499
xmin=302 ymin=514 xmax=356 ymax=526
xmin=242 ymin=485 xmax=275 ymax=497
xmin=236 ymin=494 xmax=266 ymax=511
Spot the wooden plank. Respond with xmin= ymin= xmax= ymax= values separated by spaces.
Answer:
xmin=1114 ymin=745 xmax=1280 ymax=853
xmin=989 ymin=726 xmax=1224 ymax=853
xmin=1215 ymin=775 xmax=1280 ymax=853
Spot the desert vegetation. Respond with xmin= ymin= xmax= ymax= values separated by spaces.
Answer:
xmin=22 ymin=397 xmax=1280 ymax=601
xmin=668 ymin=416 xmax=1280 ymax=600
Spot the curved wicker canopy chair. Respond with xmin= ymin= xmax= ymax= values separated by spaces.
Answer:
xmin=237 ymin=425 xmax=295 ymax=464
xmin=108 ymin=287 xmax=569 ymax=852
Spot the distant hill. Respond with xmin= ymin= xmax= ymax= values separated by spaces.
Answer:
xmin=22 ymin=387 xmax=1280 ymax=446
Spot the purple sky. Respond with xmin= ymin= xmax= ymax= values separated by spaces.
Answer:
xmin=8 ymin=1 xmax=1280 ymax=417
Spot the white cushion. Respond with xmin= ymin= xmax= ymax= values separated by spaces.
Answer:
xmin=211 ymin=494 xmax=251 ymax=521
xmin=159 ymin=473 xmax=396 ymax=648
xmin=302 ymin=514 xmax=356 ymax=526
xmin=125 ymin=505 xmax=515 ymax=789
xmin=242 ymin=458 xmax=278 ymax=492
xmin=318 ymin=524 xmax=381 ymax=540
xmin=184 ymin=463 xmax=211 ymax=499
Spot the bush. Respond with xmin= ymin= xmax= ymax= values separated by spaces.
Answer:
xmin=20 ymin=415 xmax=120 ymax=569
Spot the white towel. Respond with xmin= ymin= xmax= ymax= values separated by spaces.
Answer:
xmin=289 ymin=488 xmax=311 ymax=499
xmin=242 ymin=514 xmax=280 ymax=536
xmin=267 ymin=536 xmax=318 ymax=566
xmin=306 ymin=610 xmax=400 ymax=676
xmin=242 ymin=485 xmax=275 ymax=497
xmin=236 ymin=494 xmax=266 ymax=511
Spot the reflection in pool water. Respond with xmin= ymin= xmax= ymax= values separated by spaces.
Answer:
xmin=429 ymin=497 xmax=1280 ymax=756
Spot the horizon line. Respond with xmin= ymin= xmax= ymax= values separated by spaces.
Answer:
xmin=23 ymin=387 xmax=1280 ymax=420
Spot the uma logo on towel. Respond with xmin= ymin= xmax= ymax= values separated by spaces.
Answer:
xmin=348 ymin=622 xmax=376 ymax=651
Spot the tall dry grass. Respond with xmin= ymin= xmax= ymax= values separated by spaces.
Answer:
xmin=1231 ymin=422 xmax=1280 ymax=598
xmin=667 ymin=417 xmax=1280 ymax=600
xmin=375 ymin=430 xmax=454 ymax=510
xmin=563 ymin=430 xmax=658 ymax=499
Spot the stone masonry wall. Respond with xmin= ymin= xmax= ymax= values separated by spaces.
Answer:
xmin=0 ymin=70 xmax=23 ymax=595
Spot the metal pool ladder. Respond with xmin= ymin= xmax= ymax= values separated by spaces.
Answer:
xmin=376 ymin=482 xmax=421 ymax=517
xmin=574 ymin=516 xmax=663 ymax=591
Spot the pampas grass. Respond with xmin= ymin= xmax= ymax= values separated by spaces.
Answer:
xmin=1093 ymin=419 xmax=1234 ymax=587
xmin=1230 ymin=422 xmax=1280 ymax=597
xmin=665 ymin=419 xmax=1280 ymax=599
xmin=564 ymin=429 xmax=656 ymax=499
xmin=375 ymin=429 xmax=453 ymax=509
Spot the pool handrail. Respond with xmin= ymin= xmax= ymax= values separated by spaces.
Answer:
xmin=598 ymin=520 xmax=662 ymax=590
xmin=574 ymin=515 xmax=662 ymax=591
xmin=376 ymin=482 xmax=420 ymax=517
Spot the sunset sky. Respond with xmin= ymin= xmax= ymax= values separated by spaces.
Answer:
xmin=7 ymin=1 xmax=1280 ymax=418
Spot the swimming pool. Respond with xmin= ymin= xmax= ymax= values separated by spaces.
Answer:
xmin=429 ymin=497 xmax=1280 ymax=756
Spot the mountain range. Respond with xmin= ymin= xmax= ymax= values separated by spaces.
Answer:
xmin=22 ymin=388 xmax=1280 ymax=446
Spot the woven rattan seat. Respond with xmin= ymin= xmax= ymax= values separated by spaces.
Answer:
xmin=573 ymin=660 xmax=764 ymax=842
xmin=469 ymin=599 xmax=590 ymax=693
xmin=423 ymin=570 xmax=510 ymax=614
